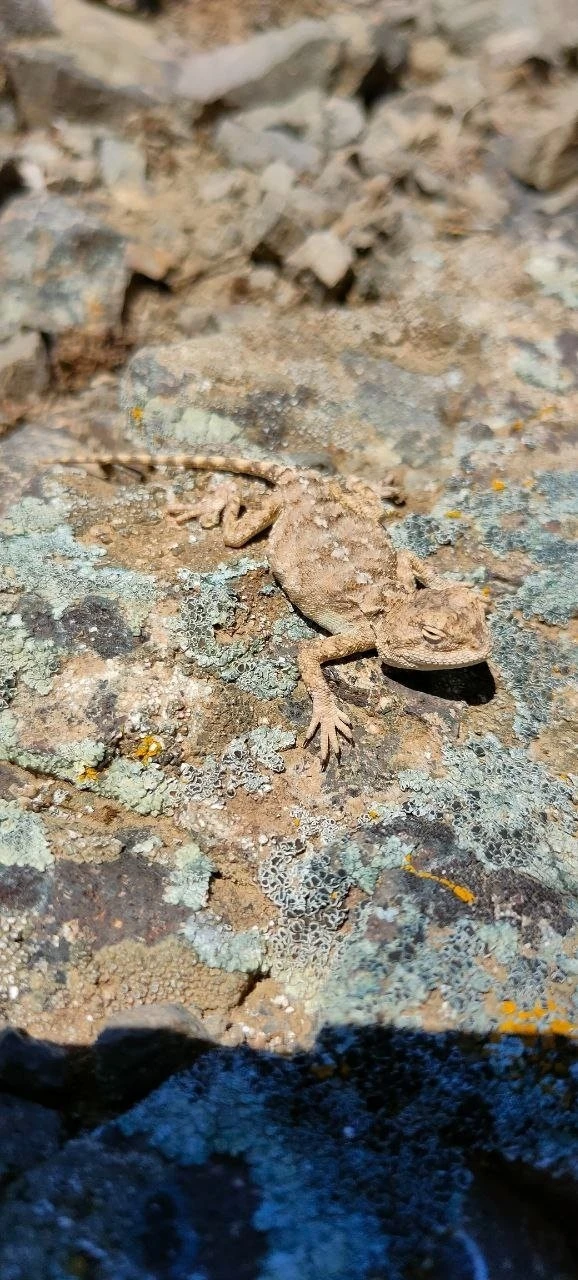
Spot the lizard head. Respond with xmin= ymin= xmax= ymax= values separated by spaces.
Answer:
xmin=372 ymin=585 xmax=491 ymax=671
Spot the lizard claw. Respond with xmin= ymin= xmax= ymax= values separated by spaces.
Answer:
xmin=304 ymin=694 xmax=353 ymax=766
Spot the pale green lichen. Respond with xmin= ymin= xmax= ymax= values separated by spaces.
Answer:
xmin=512 ymin=342 xmax=572 ymax=393
xmin=184 ymin=727 xmax=296 ymax=801
xmin=164 ymin=843 xmax=215 ymax=911
xmin=339 ymin=834 xmax=411 ymax=895
xmin=96 ymin=758 xmax=182 ymax=817
xmin=0 ymin=710 xmax=106 ymax=779
xmin=0 ymin=501 xmax=156 ymax=630
xmin=177 ymin=559 xmax=299 ymax=700
xmin=490 ymin=609 xmax=570 ymax=738
xmin=526 ymin=249 xmax=578 ymax=309
xmin=389 ymin=514 xmax=461 ymax=558
xmin=183 ymin=911 xmax=264 ymax=973
xmin=515 ymin=569 xmax=577 ymax=625
xmin=0 ymin=614 xmax=59 ymax=697
xmin=0 ymin=799 xmax=53 ymax=870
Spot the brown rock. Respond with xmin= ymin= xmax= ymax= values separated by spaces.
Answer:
xmin=0 ymin=331 xmax=49 ymax=405
xmin=506 ymin=87 xmax=578 ymax=191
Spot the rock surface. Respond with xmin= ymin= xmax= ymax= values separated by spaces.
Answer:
xmin=176 ymin=20 xmax=341 ymax=109
xmin=0 ymin=0 xmax=577 ymax=1274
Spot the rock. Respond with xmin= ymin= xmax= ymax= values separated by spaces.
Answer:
xmin=93 ymin=1002 xmax=215 ymax=1105
xmin=259 ymin=160 xmax=295 ymax=197
xmin=356 ymin=17 xmax=409 ymax=105
xmin=177 ymin=306 xmax=219 ymax=336
xmin=176 ymin=19 xmax=341 ymax=111
xmin=198 ymin=169 xmax=248 ymax=203
xmin=0 ymin=1094 xmax=61 ymax=1185
xmin=287 ymin=230 xmax=354 ymax=291
xmin=0 ymin=0 xmax=57 ymax=37
xmin=5 ymin=0 xmax=175 ymax=128
xmin=98 ymin=136 xmax=147 ymax=192
xmin=482 ymin=25 xmax=546 ymax=70
xmin=214 ymin=117 xmax=321 ymax=175
xmin=328 ymin=11 xmax=375 ymax=97
xmin=0 ymin=331 xmax=49 ymax=407
xmin=0 ymin=194 xmax=129 ymax=342
xmin=0 ymin=1027 xmax=68 ymax=1099
xmin=505 ymin=87 xmax=578 ymax=190
xmin=242 ymin=190 xmax=302 ymax=259
xmin=14 ymin=134 xmax=67 ymax=188
xmin=409 ymin=36 xmax=449 ymax=79
xmin=0 ymin=100 xmax=18 ymax=132
xmin=324 ymin=96 xmax=366 ymax=149
xmin=0 ymin=1031 xmax=577 ymax=1279
xmin=432 ymin=0 xmax=500 ymax=53
xmin=358 ymin=99 xmax=423 ymax=180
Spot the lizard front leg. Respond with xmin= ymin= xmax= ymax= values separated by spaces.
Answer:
xmin=299 ymin=627 xmax=375 ymax=765
xmin=396 ymin=550 xmax=447 ymax=592
xmin=221 ymin=494 xmax=281 ymax=547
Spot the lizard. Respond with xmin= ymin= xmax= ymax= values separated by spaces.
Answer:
xmin=47 ymin=450 xmax=491 ymax=764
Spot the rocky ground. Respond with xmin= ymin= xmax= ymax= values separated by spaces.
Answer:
xmin=0 ymin=0 xmax=577 ymax=1276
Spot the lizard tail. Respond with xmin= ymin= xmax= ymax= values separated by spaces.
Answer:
xmin=41 ymin=452 xmax=285 ymax=484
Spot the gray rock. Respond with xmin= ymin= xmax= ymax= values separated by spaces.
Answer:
xmin=176 ymin=19 xmax=341 ymax=110
xmin=287 ymin=230 xmax=354 ymax=290
xmin=0 ymin=1033 xmax=576 ymax=1280
xmin=98 ymin=136 xmax=147 ymax=191
xmin=323 ymin=96 xmax=366 ymax=149
xmin=94 ymin=1002 xmax=215 ymax=1104
xmin=0 ymin=1026 xmax=68 ymax=1097
xmin=0 ymin=0 xmax=57 ymax=37
xmin=0 ymin=1093 xmax=61 ymax=1185
xmin=5 ymin=0 xmax=175 ymax=127
xmin=432 ymin=0 xmax=500 ymax=52
xmin=214 ymin=117 xmax=321 ymax=175
xmin=242 ymin=188 xmax=329 ymax=260
xmin=506 ymin=87 xmax=578 ymax=190
xmin=0 ymin=331 xmax=49 ymax=405
xmin=0 ymin=194 xmax=129 ymax=341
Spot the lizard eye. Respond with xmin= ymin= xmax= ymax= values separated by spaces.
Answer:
xmin=422 ymin=625 xmax=445 ymax=644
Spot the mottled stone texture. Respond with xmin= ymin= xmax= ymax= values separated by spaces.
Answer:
xmin=0 ymin=0 xmax=577 ymax=1273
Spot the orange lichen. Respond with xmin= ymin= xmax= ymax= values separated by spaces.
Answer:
xmin=444 ymin=509 xmax=463 ymax=519
xmin=131 ymin=735 xmax=163 ymax=764
xmin=130 ymin=406 xmax=144 ymax=423
xmin=76 ymin=766 xmax=99 ymax=783
xmin=498 ymin=999 xmax=578 ymax=1038
xmin=491 ymin=478 xmax=506 ymax=492
xmin=510 ymin=405 xmax=555 ymax=434
xmin=403 ymin=854 xmax=475 ymax=904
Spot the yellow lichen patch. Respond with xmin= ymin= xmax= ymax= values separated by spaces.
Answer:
xmin=131 ymin=735 xmax=163 ymax=764
xmin=403 ymin=854 xmax=475 ymax=904
xmin=76 ymin=766 xmax=99 ymax=783
xmin=445 ymin=509 xmax=463 ymax=519
xmin=498 ymin=999 xmax=578 ymax=1038
xmin=510 ymin=405 xmax=555 ymax=433
xmin=491 ymin=478 xmax=506 ymax=492
xmin=130 ymin=406 xmax=144 ymax=423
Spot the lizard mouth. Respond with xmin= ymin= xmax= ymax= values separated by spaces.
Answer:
xmin=383 ymin=645 xmax=491 ymax=671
